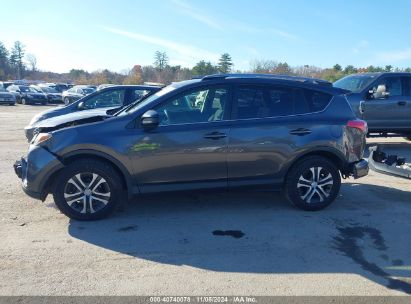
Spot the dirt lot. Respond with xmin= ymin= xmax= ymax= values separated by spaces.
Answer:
xmin=0 ymin=104 xmax=411 ymax=296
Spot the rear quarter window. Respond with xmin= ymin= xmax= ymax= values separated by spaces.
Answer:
xmin=295 ymin=89 xmax=333 ymax=114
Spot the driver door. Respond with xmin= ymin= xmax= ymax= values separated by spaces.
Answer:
xmin=129 ymin=85 xmax=231 ymax=193
xmin=362 ymin=76 xmax=406 ymax=131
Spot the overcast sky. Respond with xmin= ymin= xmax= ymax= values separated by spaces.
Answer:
xmin=2 ymin=0 xmax=411 ymax=73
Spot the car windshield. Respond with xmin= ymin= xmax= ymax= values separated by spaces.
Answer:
xmin=83 ymin=88 xmax=95 ymax=94
xmin=20 ymin=86 xmax=39 ymax=93
xmin=333 ymin=75 xmax=377 ymax=93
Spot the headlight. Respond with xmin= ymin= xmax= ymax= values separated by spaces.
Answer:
xmin=32 ymin=133 xmax=52 ymax=146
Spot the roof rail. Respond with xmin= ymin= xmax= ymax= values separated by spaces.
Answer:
xmin=201 ymin=73 xmax=331 ymax=86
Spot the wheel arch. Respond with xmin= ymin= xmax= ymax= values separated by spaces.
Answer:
xmin=284 ymin=148 xmax=346 ymax=182
xmin=44 ymin=150 xmax=135 ymax=198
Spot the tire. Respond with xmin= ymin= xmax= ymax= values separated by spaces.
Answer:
xmin=284 ymin=156 xmax=341 ymax=211
xmin=64 ymin=97 xmax=70 ymax=105
xmin=52 ymin=159 xmax=124 ymax=221
xmin=21 ymin=98 xmax=28 ymax=105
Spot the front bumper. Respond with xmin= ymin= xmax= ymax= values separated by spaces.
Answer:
xmin=13 ymin=146 xmax=64 ymax=201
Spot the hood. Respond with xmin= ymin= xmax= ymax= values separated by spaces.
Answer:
xmin=34 ymin=108 xmax=111 ymax=129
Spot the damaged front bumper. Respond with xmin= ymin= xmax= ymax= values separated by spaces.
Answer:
xmin=369 ymin=146 xmax=411 ymax=179
xmin=13 ymin=145 xmax=64 ymax=201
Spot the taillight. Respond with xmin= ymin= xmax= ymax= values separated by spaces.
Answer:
xmin=347 ymin=120 xmax=367 ymax=133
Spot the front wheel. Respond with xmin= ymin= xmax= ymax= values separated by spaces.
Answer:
xmin=284 ymin=156 xmax=341 ymax=211
xmin=53 ymin=159 xmax=123 ymax=220
xmin=64 ymin=97 xmax=70 ymax=105
xmin=21 ymin=98 xmax=28 ymax=105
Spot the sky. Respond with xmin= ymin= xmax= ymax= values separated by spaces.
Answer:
xmin=1 ymin=0 xmax=411 ymax=73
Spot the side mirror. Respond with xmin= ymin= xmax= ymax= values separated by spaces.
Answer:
xmin=141 ymin=110 xmax=159 ymax=129
xmin=77 ymin=101 xmax=86 ymax=110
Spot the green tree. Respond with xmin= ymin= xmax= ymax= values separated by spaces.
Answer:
xmin=0 ymin=42 xmax=9 ymax=79
xmin=274 ymin=62 xmax=292 ymax=75
xmin=343 ymin=65 xmax=357 ymax=75
xmin=10 ymin=41 xmax=25 ymax=79
xmin=333 ymin=64 xmax=342 ymax=71
xmin=384 ymin=65 xmax=393 ymax=72
xmin=217 ymin=53 xmax=233 ymax=73
xmin=154 ymin=51 xmax=168 ymax=71
xmin=192 ymin=60 xmax=218 ymax=76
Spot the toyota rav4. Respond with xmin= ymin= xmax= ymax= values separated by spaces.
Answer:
xmin=14 ymin=74 xmax=369 ymax=220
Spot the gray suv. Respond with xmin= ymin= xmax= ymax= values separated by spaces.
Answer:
xmin=334 ymin=72 xmax=411 ymax=139
xmin=14 ymin=74 xmax=368 ymax=220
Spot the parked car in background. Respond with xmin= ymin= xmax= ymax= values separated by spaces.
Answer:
xmin=14 ymin=74 xmax=368 ymax=220
xmin=0 ymin=87 xmax=16 ymax=105
xmin=39 ymin=83 xmax=72 ymax=93
xmin=62 ymin=85 xmax=96 ymax=105
xmin=24 ymin=85 xmax=162 ymax=141
xmin=7 ymin=85 xmax=48 ymax=105
xmin=334 ymin=72 xmax=411 ymax=140
xmin=0 ymin=81 xmax=14 ymax=90
xmin=31 ymin=85 xmax=63 ymax=104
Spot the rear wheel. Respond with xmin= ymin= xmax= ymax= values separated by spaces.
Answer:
xmin=64 ymin=97 xmax=70 ymax=105
xmin=21 ymin=98 xmax=28 ymax=105
xmin=52 ymin=159 xmax=123 ymax=220
xmin=285 ymin=156 xmax=341 ymax=211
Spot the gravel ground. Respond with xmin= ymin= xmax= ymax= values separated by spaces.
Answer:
xmin=0 ymin=104 xmax=411 ymax=296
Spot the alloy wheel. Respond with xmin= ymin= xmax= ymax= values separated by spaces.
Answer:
xmin=63 ymin=172 xmax=111 ymax=214
xmin=296 ymin=167 xmax=334 ymax=204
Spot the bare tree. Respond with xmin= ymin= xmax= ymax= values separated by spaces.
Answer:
xmin=26 ymin=53 xmax=37 ymax=72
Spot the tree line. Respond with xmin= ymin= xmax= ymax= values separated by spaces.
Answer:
xmin=1 ymin=40 xmax=411 ymax=85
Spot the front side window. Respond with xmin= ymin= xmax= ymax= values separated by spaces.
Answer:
xmin=154 ymin=86 xmax=228 ymax=126
xmin=371 ymin=77 xmax=402 ymax=97
xmin=84 ymin=89 xmax=125 ymax=109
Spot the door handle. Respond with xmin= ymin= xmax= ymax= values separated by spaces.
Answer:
xmin=289 ymin=128 xmax=311 ymax=136
xmin=204 ymin=131 xmax=226 ymax=140
xmin=398 ymin=101 xmax=407 ymax=106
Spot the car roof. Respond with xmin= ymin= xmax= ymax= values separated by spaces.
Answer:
xmin=196 ymin=74 xmax=347 ymax=95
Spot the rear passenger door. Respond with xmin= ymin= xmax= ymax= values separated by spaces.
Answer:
xmin=227 ymin=84 xmax=297 ymax=187
xmin=227 ymin=84 xmax=332 ymax=188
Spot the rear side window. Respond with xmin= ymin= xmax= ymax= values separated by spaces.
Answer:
xmin=295 ymin=89 xmax=333 ymax=114
xmin=235 ymin=86 xmax=265 ymax=119
xmin=267 ymin=87 xmax=295 ymax=117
